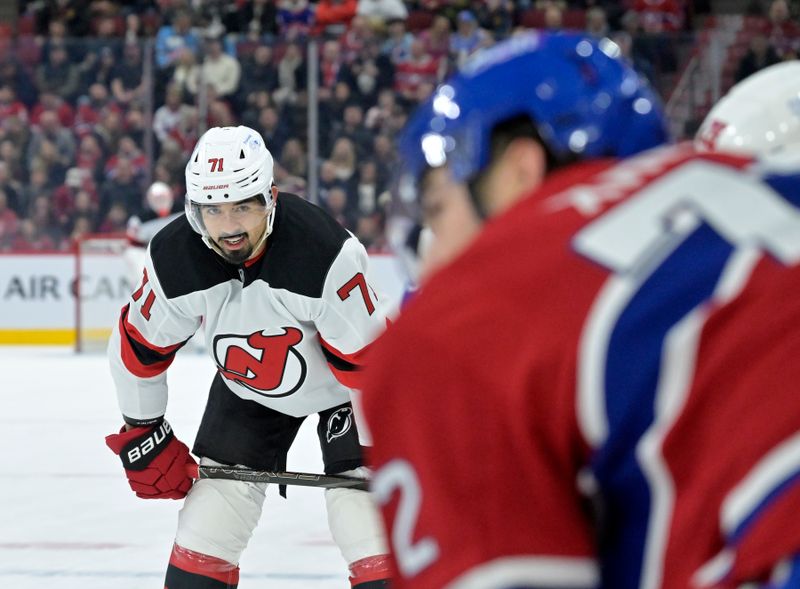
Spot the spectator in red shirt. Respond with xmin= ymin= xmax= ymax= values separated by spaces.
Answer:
xmin=52 ymin=167 xmax=90 ymax=231
xmin=315 ymin=0 xmax=358 ymax=35
xmin=763 ymin=0 xmax=800 ymax=58
xmin=321 ymin=39 xmax=346 ymax=92
xmin=418 ymin=15 xmax=451 ymax=61
xmin=30 ymin=90 xmax=75 ymax=128
xmin=632 ymin=0 xmax=684 ymax=33
xmin=395 ymin=38 xmax=443 ymax=101
xmin=340 ymin=15 xmax=375 ymax=63
xmin=74 ymin=83 xmax=120 ymax=139
xmin=0 ymin=84 xmax=28 ymax=124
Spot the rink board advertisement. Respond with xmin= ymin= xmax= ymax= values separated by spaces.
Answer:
xmin=0 ymin=253 xmax=407 ymax=345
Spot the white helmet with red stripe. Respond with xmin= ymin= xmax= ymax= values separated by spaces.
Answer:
xmin=695 ymin=62 xmax=800 ymax=159
xmin=184 ymin=126 xmax=277 ymax=248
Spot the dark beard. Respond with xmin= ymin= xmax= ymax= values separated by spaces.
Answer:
xmin=216 ymin=238 xmax=253 ymax=264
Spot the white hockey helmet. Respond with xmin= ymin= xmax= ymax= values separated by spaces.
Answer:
xmin=695 ymin=61 xmax=800 ymax=159
xmin=184 ymin=126 xmax=277 ymax=245
xmin=146 ymin=181 xmax=174 ymax=217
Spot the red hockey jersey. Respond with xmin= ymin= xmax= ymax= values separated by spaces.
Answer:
xmin=362 ymin=145 xmax=800 ymax=589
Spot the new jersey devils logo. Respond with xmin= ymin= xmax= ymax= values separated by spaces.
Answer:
xmin=213 ymin=328 xmax=307 ymax=397
xmin=326 ymin=407 xmax=353 ymax=442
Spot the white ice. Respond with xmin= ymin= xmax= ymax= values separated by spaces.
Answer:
xmin=0 ymin=346 xmax=351 ymax=588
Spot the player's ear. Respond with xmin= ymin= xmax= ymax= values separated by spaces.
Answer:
xmin=506 ymin=137 xmax=547 ymax=192
xmin=482 ymin=137 xmax=546 ymax=216
xmin=271 ymin=184 xmax=279 ymax=200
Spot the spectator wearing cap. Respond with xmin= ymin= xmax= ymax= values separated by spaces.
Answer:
xmin=450 ymin=10 xmax=492 ymax=68
xmin=155 ymin=10 xmax=201 ymax=70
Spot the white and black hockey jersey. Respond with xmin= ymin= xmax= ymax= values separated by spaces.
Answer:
xmin=108 ymin=192 xmax=389 ymax=425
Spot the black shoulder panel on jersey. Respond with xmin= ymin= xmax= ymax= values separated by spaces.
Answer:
xmin=261 ymin=192 xmax=350 ymax=298
xmin=149 ymin=214 xmax=238 ymax=299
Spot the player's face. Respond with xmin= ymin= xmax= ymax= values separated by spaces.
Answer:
xmin=418 ymin=167 xmax=482 ymax=280
xmin=200 ymin=197 xmax=269 ymax=264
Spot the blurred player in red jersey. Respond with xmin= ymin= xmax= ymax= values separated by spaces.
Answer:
xmin=362 ymin=32 xmax=800 ymax=589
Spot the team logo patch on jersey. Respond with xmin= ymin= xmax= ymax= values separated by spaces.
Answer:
xmin=326 ymin=407 xmax=353 ymax=443
xmin=213 ymin=328 xmax=307 ymax=397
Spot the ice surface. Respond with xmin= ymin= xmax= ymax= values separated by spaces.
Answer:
xmin=0 ymin=346 xmax=350 ymax=588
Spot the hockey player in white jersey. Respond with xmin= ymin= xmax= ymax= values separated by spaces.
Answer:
xmin=123 ymin=181 xmax=182 ymax=282
xmin=105 ymin=126 xmax=391 ymax=588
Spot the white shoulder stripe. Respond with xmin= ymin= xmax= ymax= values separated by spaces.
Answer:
xmin=577 ymin=275 xmax=639 ymax=448
xmin=721 ymin=429 xmax=800 ymax=537
xmin=445 ymin=556 xmax=599 ymax=589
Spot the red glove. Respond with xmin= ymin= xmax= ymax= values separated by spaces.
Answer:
xmin=105 ymin=420 xmax=196 ymax=499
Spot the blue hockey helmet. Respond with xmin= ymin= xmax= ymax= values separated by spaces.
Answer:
xmin=397 ymin=32 xmax=670 ymax=190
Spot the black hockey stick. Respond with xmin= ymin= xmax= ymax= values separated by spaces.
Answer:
xmin=186 ymin=464 xmax=369 ymax=491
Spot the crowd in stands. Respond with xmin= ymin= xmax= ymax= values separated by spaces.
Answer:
xmin=0 ymin=0 xmax=794 ymax=254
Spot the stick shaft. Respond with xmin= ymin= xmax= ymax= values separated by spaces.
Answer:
xmin=187 ymin=464 xmax=369 ymax=491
